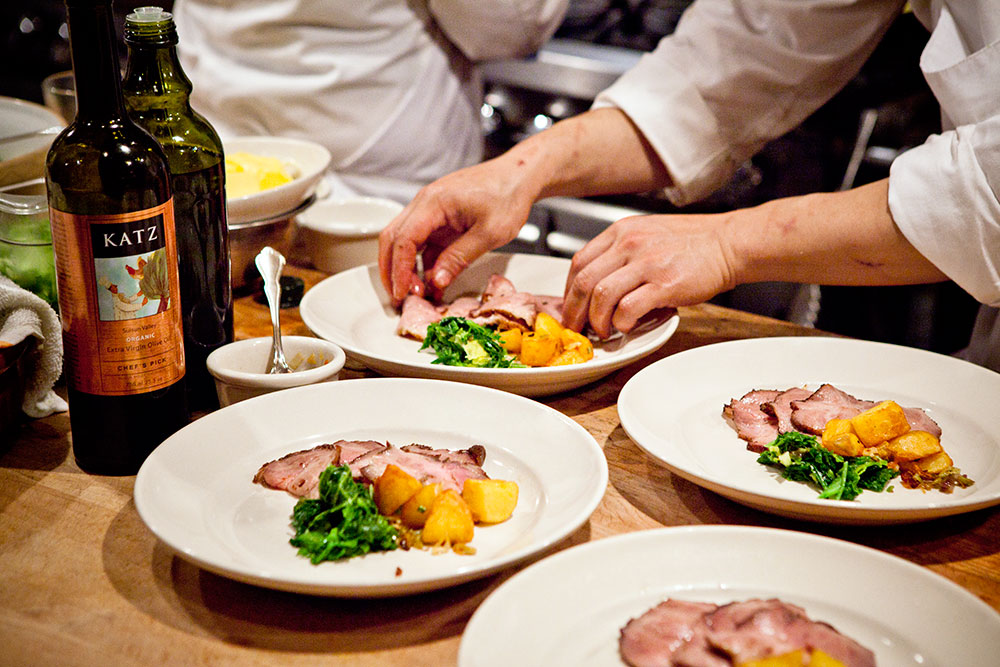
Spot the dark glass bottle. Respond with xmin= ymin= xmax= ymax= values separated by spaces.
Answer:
xmin=122 ymin=6 xmax=233 ymax=413
xmin=45 ymin=0 xmax=189 ymax=475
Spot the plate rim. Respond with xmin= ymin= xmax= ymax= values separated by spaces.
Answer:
xmin=134 ymin=376 xmax=609 ymax=597
xmin=298 ymin=252 xmax=679 ymax=395
xmin=617 ymin=335 xmax=1000 ymax=524
xmin=458 ymin=524 xmax=1000 ymax=666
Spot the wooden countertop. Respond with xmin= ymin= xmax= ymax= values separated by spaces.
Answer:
xmin=2 ymin=265 xmax=998 ymax=666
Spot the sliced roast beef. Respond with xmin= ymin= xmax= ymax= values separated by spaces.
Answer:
xmin=396 ymin=294 xmax=443 ymax=341
xmin=401 ymin=443 xmax=486 ymax=467
xmin=619 ymin=599 xmax=723 ymax=667
xmin=471 ymin=290 xmax=537 ymax=331
xmin=252 ymin=439 xmax=385 ymax=499
xmin=704 ymin=599 xmax=875 ymax=667
xmin=787 ymin=384 xmax=876 ymax=434
xmin=442 ymin=296 xmax=481 ymax=319
xmin=789 ymin=384 xmax=941 ymax=438
xmin=723 ymin=390 xmax=782 ymax=452
xmin=255 ymin=440 xmax=490 ymax=499
xmin=620 ymin=598 xmax=875 ymax=667
xmin=481 ymin=274 xmax=516 ymax=301
xmin=349 ymin=442 xmax=489 ymax=492
xmin=760 ymin=387 xmax=814 ymax=435
xmin=532 ymin=294 xmax=564 ymax=321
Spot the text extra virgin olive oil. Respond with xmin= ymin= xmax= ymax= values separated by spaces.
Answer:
xmin=45 ymin=0 xmax=189 ymax=475
xmin=123 ymin=6 xmax=233 ymax=412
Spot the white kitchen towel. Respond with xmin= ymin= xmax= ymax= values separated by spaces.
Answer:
xmin=0 ymin=275 xmax=67 ymax=417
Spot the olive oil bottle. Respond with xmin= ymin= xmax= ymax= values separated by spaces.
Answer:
xmin=45 ymin=0 xmax=188 ymax=474
xmin=123 ymin=6 xmax=233 ymax=412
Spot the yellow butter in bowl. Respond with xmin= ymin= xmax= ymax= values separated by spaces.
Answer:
xmin=225 ymin=152 xmax=295 ymax=198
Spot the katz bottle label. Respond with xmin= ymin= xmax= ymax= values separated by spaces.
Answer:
xmin=50 ymin=200 xmax=186 ymax=395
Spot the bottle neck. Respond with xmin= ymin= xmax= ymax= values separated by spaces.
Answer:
xmin=123 ymin=19 xmax=193 ymax=111
xmin=65 ymin=0 xmax=127 ymax=121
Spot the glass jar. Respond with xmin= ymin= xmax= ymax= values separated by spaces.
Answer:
xmin=0 ymin=178 xmax=58 ymax=309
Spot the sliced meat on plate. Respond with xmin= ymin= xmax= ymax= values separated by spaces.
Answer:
xmin=723 ymin=389 xmax=782 ymax=452
xmin=396 ymin=294 xmax=443 ymax=341
xmin=253 ymin=440 xmax=489 ymax=498
xmin=760 ymin=387 xmax=814 ymax=434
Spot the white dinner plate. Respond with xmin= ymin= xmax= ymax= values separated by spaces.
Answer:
xmin=617 ymin=336 xmax=1000 ymax=524
xmin=134 ymin=377 xmax=607 ymax=597
xmin=458 ymin=526 xmax=1000 ymax=666
xmin=299 ymin=252 xmax=679 ymax=397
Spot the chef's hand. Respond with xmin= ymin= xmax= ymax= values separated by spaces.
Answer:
xmin=378 ymin=160 xmax=534 ymax=307
xmin=563 ymin=212 xmax=738 ymax=338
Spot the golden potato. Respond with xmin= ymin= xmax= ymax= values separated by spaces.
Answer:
xmin=887 ymin=430 xmax=942 ymax=461
xmin=399 ymin=483 xmax=442 ymax=528
xmin=373 ymin=464 xmax=422 ymax=516
xmin=546 ymin=348 xmax=590 ymax=366
xmin=822 ymin=418 xmax=855 ymax=441
xmin=421 ymin=489 xmax=475 ymax=545
xmin=850 ymin=400 xmax=910 ymax=446
xmin=560 ymin=328 xmax=594 ymax=359
xmin=519 ymin=331 xmax=560 ymax=366
xmin=914 ymin=449 xmax=953 ymax=474
xmin=809 ymin=651 xmax=848 ymax=667
xmin=737 ymin=650 xmax=806 ymax=667
xmin=823 ymin=432 xmax=865 ymax=457
xmin=497 ymin=328 xmax=522 ymax=353
xmin=533 ymin=311 xmax=564 ymax=338
xmin=463 ymin=479 xmax=519 ymax=524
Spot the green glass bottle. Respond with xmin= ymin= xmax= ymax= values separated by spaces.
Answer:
xmin=122 ymin=6 xmax=233 ymax=413
xmin=45 ymin=0 xmax=189 ymax=474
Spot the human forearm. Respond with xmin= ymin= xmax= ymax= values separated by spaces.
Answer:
xmin=495 ymin=107 xmax=672 ymax=204
xmin=728 ymin=179 xmax=947 ymax=287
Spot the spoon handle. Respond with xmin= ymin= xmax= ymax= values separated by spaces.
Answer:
xmin=255 ymin=246 xmax=292 ymax=374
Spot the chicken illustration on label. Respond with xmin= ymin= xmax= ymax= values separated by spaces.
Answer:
xmin=92 ymin=213 xmax=172 ymax=321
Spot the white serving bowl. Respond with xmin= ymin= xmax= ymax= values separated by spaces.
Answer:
xmin=0 ymin=96 xmax=65 ymax=162
xmin=224 ymin=136 xmax=331 ymax=225
xmin=206 ymin=335 xmax=346 ymax=406
xmin=295 ymin=196 xmax=404 ymax=274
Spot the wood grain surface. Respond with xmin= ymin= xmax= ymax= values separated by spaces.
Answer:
xmin=2 ymin=265 xmax=997 ymax=666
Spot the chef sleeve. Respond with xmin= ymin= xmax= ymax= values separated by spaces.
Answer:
xmin=593 ymin=0 xmax=905 ymax=205
xmin=888 ymin=116 xmax=1000 ymax=306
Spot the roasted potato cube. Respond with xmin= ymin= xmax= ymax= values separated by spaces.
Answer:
xmin=914 ymin=449 xmax=953 ymax=474
xmin=497 ymin=328 xmax=522 ymax=353
xmin=822 ymin=418 xmax=855 ymax=441
xmin=850 ymin=400 xmax=910 ymax=446
xmin=421 ymin=489 xmax=475 ymax=545
xmin=821 ymin=418 xmax=858 ymax=454
xmin=519 ymin=331 xmax=560 ymax=366
xmin=560 ymin=328 xmax=594 ymax=359
xmin=533 ymin=311 xmax=564 ymax=338
xmin=463 ymin=479 xmax=519 ymax=524
xmin=887 ymin=430 xmax=942 ymax=461
xmin=809 ymin=650 xmax=848 ymax=667
xmin=546 ymin=348 xmax=590 ymax=366
xmin=399 ymin=483 xmax=442 ymax=528
xmin=737 ymin=650 xmax=806 ymax=667
xmin=373 ymin=464 xmax=422 ymax=516
xmin=823 ymin=432 xmax=865 ymax=457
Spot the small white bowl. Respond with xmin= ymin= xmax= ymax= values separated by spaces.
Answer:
xmin=206 ymin=335 xmax=346 ymax=406
xmin=224 ymin=136 xmax=332 ymax=225
xmin=296 ymin=196 xmax=404 ymax=274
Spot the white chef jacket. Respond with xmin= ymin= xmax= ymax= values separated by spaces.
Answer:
xmin=173 ymin=0 xmax=567 ymax=202
xmin=594 ymin=0 xmax=1000 ymax=370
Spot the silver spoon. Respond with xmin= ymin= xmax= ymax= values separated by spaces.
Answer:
xmin=255 ymin=246 xmax=293 ymax=374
